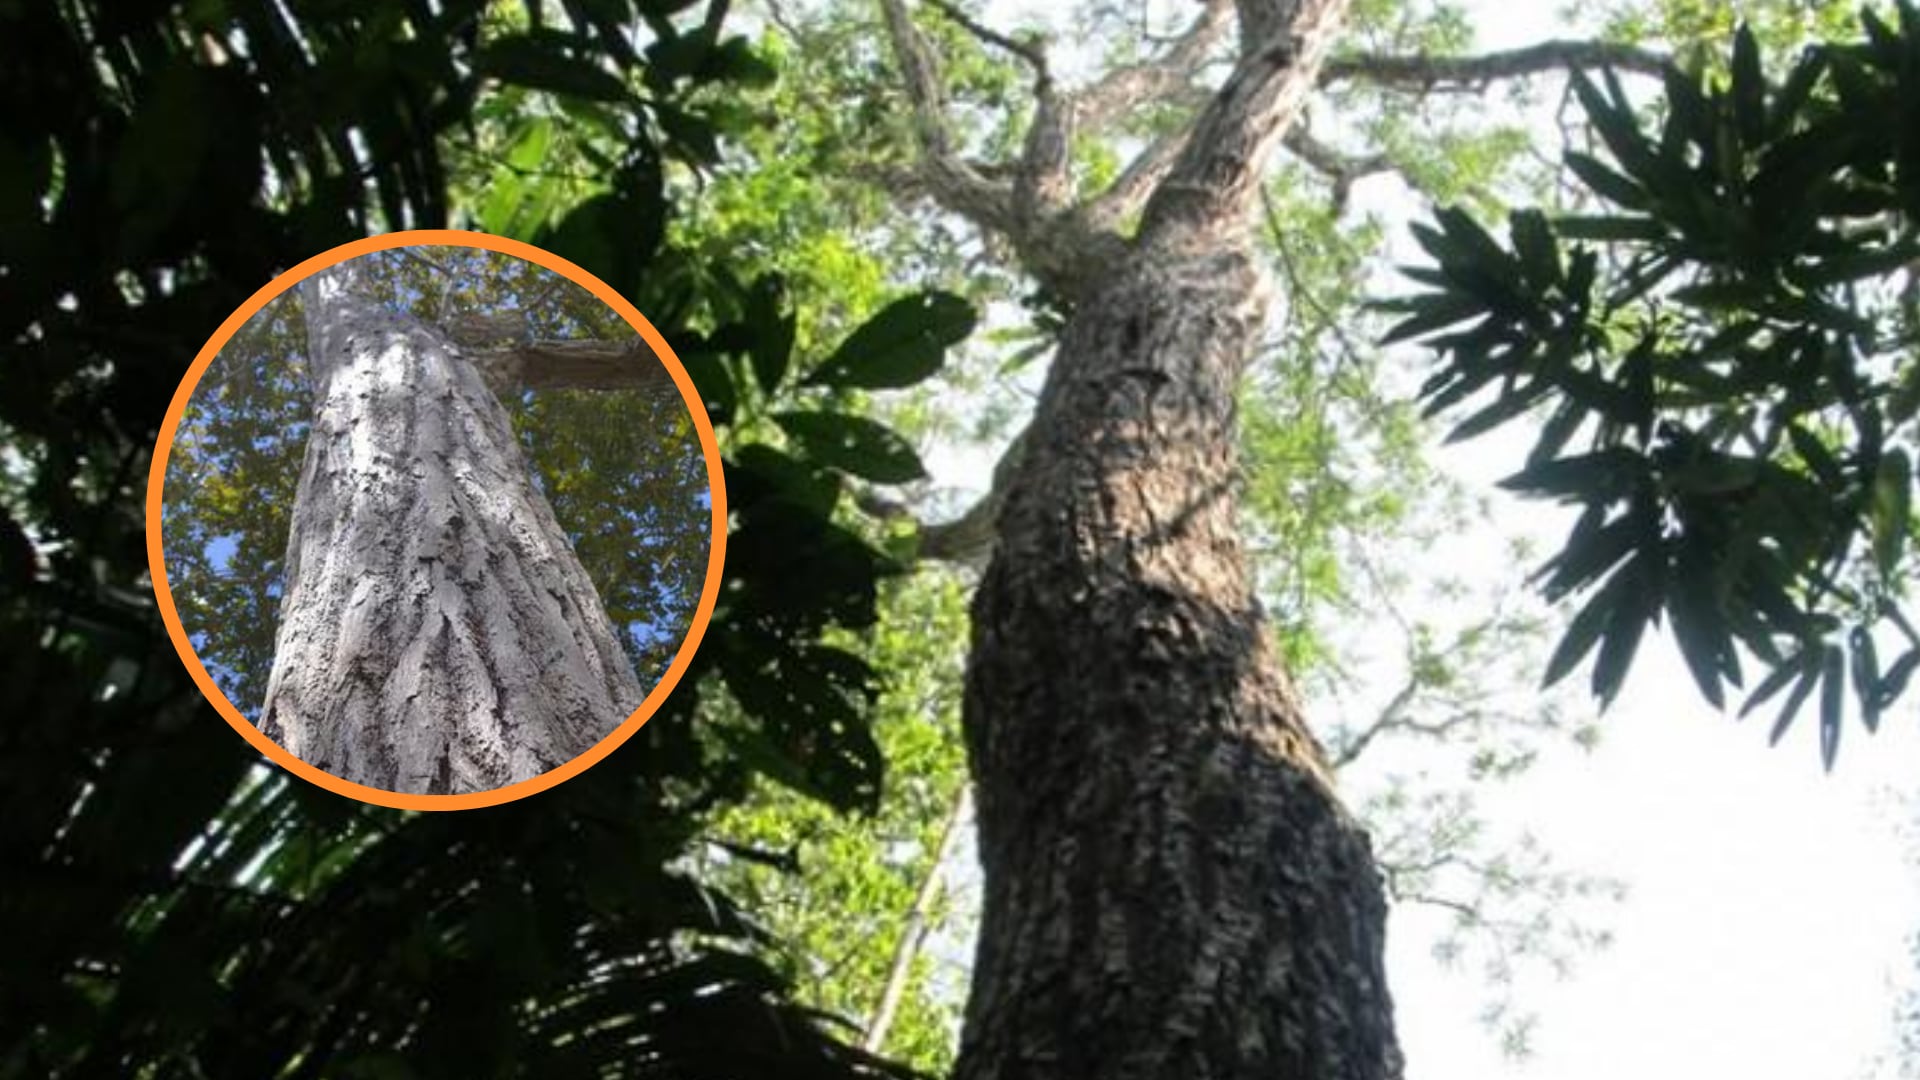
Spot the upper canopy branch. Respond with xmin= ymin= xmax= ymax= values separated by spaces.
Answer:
xmin=1321 ymin=38 xmax=1668 ymax=92
xmin=871 ymin=0 xmax=1672 ymax=285
xmin=1139 ymin=0 xmax=1354 ymax=245
xmin=1071 ymin=0 xmax=1233 ymax=130
xmin=923 ymin=0 xmax=1048 ymax=76
xmin=875 ymin=0 xmax=1018 ymax=216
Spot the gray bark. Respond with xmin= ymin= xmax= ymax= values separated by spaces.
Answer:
xmin=258 ymin=261 xmax=644 ymax=795
xmin=930 ymin=0 xmax=1405 ymax=1076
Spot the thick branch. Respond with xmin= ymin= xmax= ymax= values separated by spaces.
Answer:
xmin=856 ymin=423 xmax=1027 ymax=568
xmin=1071 ymin=0 xmax=1233 ymax=130
xmin=924 ymin=0 xmax=1047 ymax=74
xmin=1281 ymin=127 xmax=1392 ymax=212
xmin=1140 ymin=0 xmax=1355 ymax=243
xmin=1282 ymin=128 xmax=1389 ymax=186
xmin=1321 ymin=39 xmax=1668 ymax=92
xmin=469 ymin=339 xmax=678 ymax=399
xmin=1081 ymin=126 xmax=1191 ymax=231
xmin=875 ymin=0 xmax=1020 ymax=224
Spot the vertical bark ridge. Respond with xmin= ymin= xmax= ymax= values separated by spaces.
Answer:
xmin=957 ymin=239 xmax=1402 ymax=1078
xmin=259 ymin=265 xmax=644 ymax=795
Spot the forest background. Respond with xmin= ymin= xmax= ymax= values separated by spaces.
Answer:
xmin=1 ymin=0 xmax=1917 ymax=1077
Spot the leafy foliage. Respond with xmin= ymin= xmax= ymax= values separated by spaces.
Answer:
xmin=1390 ymin=4 xmax=1920 ymax=767
xmin=1 ymin=0 xmax=972 ymax=1075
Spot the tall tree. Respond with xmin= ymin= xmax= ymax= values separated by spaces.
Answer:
xmin=841 ymin=0 xmax=1687 ymax=1074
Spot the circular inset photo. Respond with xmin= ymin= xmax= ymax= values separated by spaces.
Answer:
xmin=148 ymin=232 xmax=724 ymax=809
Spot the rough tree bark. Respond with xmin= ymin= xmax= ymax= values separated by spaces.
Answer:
xmin=258 ymin=260 xmax=651 ymax=794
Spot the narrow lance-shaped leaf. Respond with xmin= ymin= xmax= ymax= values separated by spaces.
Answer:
xmin=1872 ymin=447 xmax=1911 ymax=575
xmin=1767 ymin=650 xmax=1824 ymax=746
xmin=1592 ymin=557 xmax=1657 ymax=709
xmin=1818 ymin=643 xmax=1845 ymax=769
xmin=1849 ymin=625 xmax=1881 ymax=733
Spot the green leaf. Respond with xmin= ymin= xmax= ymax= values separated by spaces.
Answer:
xmin=1564 ymin=151 xmax=1647 ymax=210
xmin=1509 ymin=209 xmax=1562 ymax=287
xmin=1793 ymin=244 xmax=1920 ymax=289
xmin=1539 ymin=510 xmax=1641 ymax=601
xmin=1767 ymin=651 xmax=1823 ymax=746
xmin=507 ymin=117 xmax=554 ymax=172
xmin=1544 ymin=555 xmax=1640 ymax=689
xmin=1501 ymin=447 xmax=1647 ymax=502
xmin=1786 ymin=424 xmax=1842 ymax=488
xmin=1873 ymin=447 xmax=1912 ymax=575
xmin=744 ymin=277 xmax=796 ymax=393
xmin=478 ymin=34 xmax=634 ymax=102
xmin=1818 ymin=643 xmax=1845 ymax=770
xmin=1379 ymin=292 xmax=1488 ymax=345
xmin=1445 ymin=378 xmax=1545 ymax=443
xmin=1877 ymin=647 xmax=1920 ymax=708
xmin=774 ymin=411 xmax=927 ymax=484
xmin=1740 ymin=648 xmax=1807 ymax=719
xmin=1850 ymin=626 xmax=1881 ymax=733
xmin=1730 ymin=27 xmax=1767 ymax=147
xmin=1592 ymin=558 xmax=1655 ymax=709
xmin=1553 ymin=214 xmax=1666 ymax=242
xmin=805 ymin=291 xmax=975 ymax=390
xmin=1769 ymin=49 xmax=1828 ymax=138
xmin=478 ymin=172 xmax=526 ymax=235
xmin=731 ymin=445 xmax=841 ymax=519
xmin=1669 ymin=539 xmax=1732 ymax=709
xmin=1571 ymin=68 xmax=1652 ymax=180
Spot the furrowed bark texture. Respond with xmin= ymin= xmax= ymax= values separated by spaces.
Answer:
xmin=958 ymin=244 xmax=1400 ymax=1080
xmin=950 ymin=0 xmax=1403 ymax=1076
xmin=258 ymin=266 xmax=644 ymax=794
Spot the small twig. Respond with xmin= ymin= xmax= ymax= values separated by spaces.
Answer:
xmin=1320 ymin=39 xmax=1668 ymax=93
xmin=923 ymin=0 xmax=1048 ymax=78
xmin=862 ymin=785 xmax=971 ymax=1052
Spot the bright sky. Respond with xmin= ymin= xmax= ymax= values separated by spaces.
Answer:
xmin=922 ymin=0 xmax=1920 ymax=1075
xmin=1386 ymin=409 xmax=1920 ymax=1080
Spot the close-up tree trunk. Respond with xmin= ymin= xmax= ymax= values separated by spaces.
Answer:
xmin=258 ymin=260 xmax=646 ymax=794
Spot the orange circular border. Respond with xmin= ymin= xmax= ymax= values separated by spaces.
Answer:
xmin=146 ymin=230 xmax=727 ymax=811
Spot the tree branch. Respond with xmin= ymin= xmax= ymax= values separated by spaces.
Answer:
xmin=862 ymin=785 xmax=971 ymax=1053
xmin=1081 ymin=126 xmax=1192 ymax=232
xmin=1071 ymin=0 xmax=1233 ymax=131
xmin=854 ymin=421 xmax=1030 ymax=568
xmin=874 ymin=0 xmax=1019 ymax=227
xmin=1281 ymin=127 xmax=1391 ymax=211
xmin=1320 ymin=39 xmax=1668 ymax=92
xmin=468 ymin=338 xmax=679 ymax=399
xmin=924 ymin=0 xmax=1048 ymax=75
xmin=1139 ymin=0 xmax=1356 ymax=243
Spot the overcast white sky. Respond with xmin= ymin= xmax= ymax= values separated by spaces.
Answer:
xmin=922 ymin=0 xmax=1920 ymax=1074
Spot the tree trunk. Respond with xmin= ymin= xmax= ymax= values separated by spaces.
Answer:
xmin=952 ymin=2 xmax=1401 ymax=1072
xmin=258 ymin=262 xmax=644 ymax=794
xmin=957 ymin=240 xmax=1401 ymax=1080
